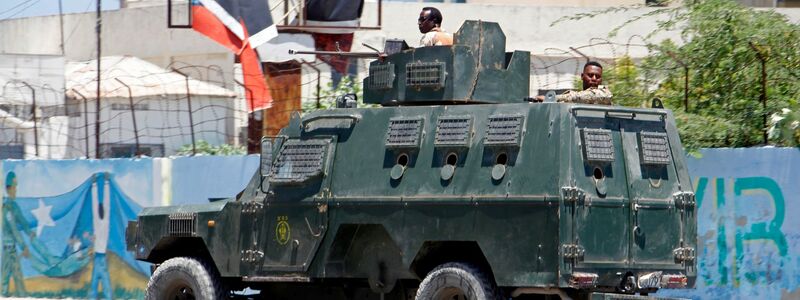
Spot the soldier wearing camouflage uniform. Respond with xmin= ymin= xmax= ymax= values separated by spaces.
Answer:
xmin=2 ymin=171 xmax=29 ymax=297
xmin=556 ymin=61 xmax=613 ymax=105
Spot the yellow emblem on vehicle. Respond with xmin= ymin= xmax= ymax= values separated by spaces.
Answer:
xmin=276 ymin=216 xmax=291 ymax=245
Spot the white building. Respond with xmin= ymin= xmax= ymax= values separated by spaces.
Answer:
xmin=64 ymin=56 xmax=236 ymax=158
xmin=0 ymin=54 xmax=68 ymax=159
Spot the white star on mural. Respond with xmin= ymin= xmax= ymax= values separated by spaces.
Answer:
xmin=31 ymin=198 xmax=55 ymax=236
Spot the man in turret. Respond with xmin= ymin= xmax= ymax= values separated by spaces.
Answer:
xmin=418 ymin=7 xmax=453 ymax=47
xmin=539 ymin=61 xmax=613 ymax=105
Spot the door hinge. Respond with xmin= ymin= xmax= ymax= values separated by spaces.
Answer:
xmin=563 ymin=244 xmax=586 ymax=262
xmin=561 ymin=186 xmax=586 ymax=206
xmin=242 ymin=200 xmax=264 ymax=215
xmin=673 ymin=247 xmax=695 ymax=263
xmin=241 ymin=249 xmax=264 ymax=263
xmin=673 ymin=191 xmax=696 ymax=210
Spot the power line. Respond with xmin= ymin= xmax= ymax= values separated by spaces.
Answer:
xmin=64 ymin=0 xmax=96 ymax=46
xmin=0 ymin=0 xmax=42 ymax=19
xmin=0 ymin=0 xmax=36 ymax=16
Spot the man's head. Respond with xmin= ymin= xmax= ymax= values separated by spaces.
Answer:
xmin=418 ymin=7 xmax=443 ymax=34
xmin=5 ymin=171 xmax=17 ymax=199
xmin=581 ymin=61 xmax=603 ymax=90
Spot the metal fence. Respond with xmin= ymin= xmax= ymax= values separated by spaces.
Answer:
xmin=2 ymin=38 xmax=755 ymax=159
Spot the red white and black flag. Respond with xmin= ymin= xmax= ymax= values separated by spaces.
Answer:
xmin=191 ymin=0 xmax=277 ymax=111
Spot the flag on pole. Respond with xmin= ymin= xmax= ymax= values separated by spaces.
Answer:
xmin=191 ymin=0 xmax=278 ymax=111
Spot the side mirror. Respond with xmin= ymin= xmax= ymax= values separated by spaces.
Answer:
xmin=260 ymin=138 xmax=274 ymax=192
xmin=336 ymin=93 xmax=358 ymax=108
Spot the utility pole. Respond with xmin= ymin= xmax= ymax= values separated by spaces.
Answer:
xmin=57 ymin=0 xmax=65 ymax=55
xmin=95 ymin=0 xmax=102 ymax=158
xmin=749 ymin=42 xmax=769 ymax=145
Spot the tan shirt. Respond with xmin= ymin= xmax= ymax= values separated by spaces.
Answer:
xmin=420 ymin=28 xmax=454 ymax=47
xmin=556 ymin=85 xmax=613 ymax=105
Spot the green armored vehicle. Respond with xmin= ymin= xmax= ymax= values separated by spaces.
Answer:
xmin=126 ymin=21 xmax=696 ymax=300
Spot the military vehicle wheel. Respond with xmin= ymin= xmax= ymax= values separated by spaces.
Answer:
xmin=415 ymin=262 xmax=499 ymax=300
xmin=145 ymin=257 xmax=227 ymax=300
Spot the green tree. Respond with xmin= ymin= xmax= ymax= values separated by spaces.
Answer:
xmin=558 ymin=0 xmax=800 ymax=148
xmin=302 ymin=76 xmax=367 ymax=113
xmin=604 ymin=55 xmax=650 ymax=108
xmin=176 ymin=140 xmax=246 ymax=156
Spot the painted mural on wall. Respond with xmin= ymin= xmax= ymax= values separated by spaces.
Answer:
xmin=659 ymin=148 xmax=800 ymax=299
xmin=0 ymin=156 xmax=258 ymax=298
xmin=1 ymin=150 xmax=798 ymax=299
xmin=0 ymin=159 xmax=155 ymax=298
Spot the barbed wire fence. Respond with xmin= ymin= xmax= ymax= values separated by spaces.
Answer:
xmin=530 ymin=37 xmax=682 ymax=107
xmin=0 ymin=58 xmax=344 ymax=159
xmin=0 ymin=39 xmax=708 ymax=160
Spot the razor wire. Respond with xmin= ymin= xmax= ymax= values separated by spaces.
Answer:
xmin=0 ymin=40 xmax=686 ymax=160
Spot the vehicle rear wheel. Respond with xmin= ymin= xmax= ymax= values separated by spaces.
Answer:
xmin=415 ymin=262 xmax=498 ymax=300
xmin=145 ymin=257 xmax=227 ymax=300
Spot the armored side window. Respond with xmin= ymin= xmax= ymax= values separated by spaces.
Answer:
xmin=368 ymin=63 xmax=395 ymax=90
xmin=639 ymin=131 xmax=671 ymax=165
xmin=386 ymin=117 xmax=424 ymax=149
xmin=485 ymin=114 xmax=524 ymax=147
xmin=581 ymin=128 xmax=614 ymax=162
xmin=435 ymin=116 xmax=473 ymax=147
xmin=406 ymin=62 xmax=446 ymax=89
xmin=270 ymin=139 xmax=330 ymax=184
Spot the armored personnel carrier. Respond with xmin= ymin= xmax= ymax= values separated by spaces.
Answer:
xmin=126 ymin=21 xmax=696 ymax=300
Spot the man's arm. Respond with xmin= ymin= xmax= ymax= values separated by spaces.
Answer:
xmin=556 ymin=86 xmax=613 ymax=105
xmin=4 ymin=202 xmax=28 ymax=244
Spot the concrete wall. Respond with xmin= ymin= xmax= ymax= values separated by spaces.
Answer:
xmin=0 ymin=155 xmax=259 ymax=298
xmin=3 ymin=3 xmax=799 ymax=63
xmin=1 ymin=3 xmax=799 ymax=109
xmin=0 ymin=7 xmax=234 ymax=88
xmin=3 ymin=148 xmax=800 ymax=298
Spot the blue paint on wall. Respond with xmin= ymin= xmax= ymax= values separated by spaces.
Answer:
xmin=3 ymin=149 xmax=800 ymax=299
xmin=170 ymin=155 xmax=259 ymax=205
xmin=658 ymin=148 xmax=800 ymax=299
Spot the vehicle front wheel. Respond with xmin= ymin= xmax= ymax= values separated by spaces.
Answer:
xmin=415 ymin=262 xmax=499 ymax=300
xmin=145 ymin=257 xmax=227 ymax=300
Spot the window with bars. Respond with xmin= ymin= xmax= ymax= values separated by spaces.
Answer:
xmin=485 ymin=114 xmax=524 ymax=147
xmin=435 ymin=116 xmax=472 ymax=147
xmin=271 ymin=139 xmax=330 ymax=183
xmin=386 ymin=118 xmax=424 ymax=148
xmin=581 ymin=128 xmax=614 ymax=162
xmin=639 ymin=131 xmax=671 ymax=165
xmin=368 ymin=63 xmax=395 ymax=90
xmin=406 ymin=62 xmax=446 ymax=88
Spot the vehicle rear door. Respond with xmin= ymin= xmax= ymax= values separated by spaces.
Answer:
xmin=618 ymin=111 xmax=688 ymax=272
xmin=567 ymin=108 xmax=631 ymax=270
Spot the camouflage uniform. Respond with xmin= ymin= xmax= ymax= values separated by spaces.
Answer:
xmin=556 ymin=85 xmax=613 ymax=105
xmin=2 ymin=197 xmax=28 ymax=296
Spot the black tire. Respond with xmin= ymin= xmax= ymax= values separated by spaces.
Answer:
xmin=145 ymin=257 xmax=227 ymax=300
xmin=415 ymin=262 xmax=499 ymax=300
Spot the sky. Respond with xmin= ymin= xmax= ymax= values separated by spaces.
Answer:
xmin=0 ymin=0 xmax=120 ymax=21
